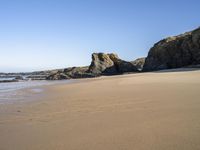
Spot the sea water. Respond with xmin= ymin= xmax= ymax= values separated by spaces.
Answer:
xmin=0 ymin=80 xmax=71 ymax=104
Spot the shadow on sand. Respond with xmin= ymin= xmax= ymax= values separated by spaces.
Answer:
xmin=154 ymin=66 xmax=200 ymax=73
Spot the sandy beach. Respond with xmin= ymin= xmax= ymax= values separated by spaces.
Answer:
xmin=0 ymin=69 xmax=200 ymax=150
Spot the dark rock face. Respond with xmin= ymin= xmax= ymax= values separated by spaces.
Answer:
xmin=88 ymin=53 xmax=117 ymax=74
xmin=46 ymin=66 xmax=96 ymax=80
xmin=131 ymin=57 xmax=146 ymax=71
xmin=64 ymin=67 xmax=96 ymax=78
xmin=109 ymin=53 xmax=138 ymax=73
xmin=0 ymin=79 xmax=18 ymax=83
xmin=88 ymin=53 xmax=138 ymax=75
xmin=143 ymin=27 xmax=200 ymax=71
xmin=46 ymin=72 xmax=70 ymax=80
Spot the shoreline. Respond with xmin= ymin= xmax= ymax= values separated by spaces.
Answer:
xmin=0 ymin=69 xmax=200 ymax=150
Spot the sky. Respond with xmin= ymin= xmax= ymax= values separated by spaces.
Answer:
xmin=0 ymin=0 xmax=200 ymax=72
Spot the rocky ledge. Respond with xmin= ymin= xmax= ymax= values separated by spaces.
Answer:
xmin=143 ymin=27 xmax=200 ymax=71
xmin=46 ymin=66 xmax=96 ymax=80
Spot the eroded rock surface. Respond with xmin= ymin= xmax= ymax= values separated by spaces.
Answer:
xmin=88 ymin=53 xmax=138 ymax=75
xmin=131 ymin=57 xmax=146 ymax=71
xmin=143 ymin=27 xmax=200 ymax=71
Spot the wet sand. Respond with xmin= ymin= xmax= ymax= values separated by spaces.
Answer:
xmin=0 ymin=70 xmax=200 ymax=150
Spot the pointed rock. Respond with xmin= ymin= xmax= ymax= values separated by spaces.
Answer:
xmin=88 ymin=53 xmax=138 ymax=75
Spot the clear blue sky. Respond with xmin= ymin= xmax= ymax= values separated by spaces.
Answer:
xmin=0 ymin=0 xmax=200 ymax=72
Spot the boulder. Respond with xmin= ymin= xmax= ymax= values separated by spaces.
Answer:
xmin=88 ymin=53 xmax=117 ymax=74
xmin=143 ymin=27 xmax=200 ymax=71
xmin=88 ymin=53 xmax=138 ymax=75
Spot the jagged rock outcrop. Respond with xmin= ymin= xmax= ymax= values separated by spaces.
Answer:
xmin=46 ymin=72 xmax=70 ymax=80
xmin=88 ymin=53 xmax=117 ymax=74
xmin=131 ymin=57 xmax=146 ymax=71
xmin=64 ymin=67 xmax=96 ymax=78
xmin=143 ymin=27 xmax=200 ymax=71
xmin=109 ymin=53 xmax=138 ymax=73
xmin=46 ymin=66 xmax=96 ymax=80
xmin=88 ymin=53 xmax=138 ymax=75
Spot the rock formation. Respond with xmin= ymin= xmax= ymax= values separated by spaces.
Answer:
xmin=3 ymin=27 xmax=200 ymax=80
xmin=47 ymin=66 xmax=96 ymax=80
xmin=109 ymin=53 xmax=138 ymax=73
xmin=46 ymin=53 xmax=138 ymax=80
xmin=131 ymin=57 xmax=146 ymax=71
xmin=63 ymin=67 xmax=96 ymax=78
xmin=46 ymin=72 xmax=70 ymax=80
xmin=88 ymin=53 xmax=138 ymax=75
xmin=88 ymin=53 xmax=117 ymax=74
xmin=143 ymin=27 xmax=200 ymax=71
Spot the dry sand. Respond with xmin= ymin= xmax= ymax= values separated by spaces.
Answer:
xmin=0 ymin=69 xmax=200 ymax=150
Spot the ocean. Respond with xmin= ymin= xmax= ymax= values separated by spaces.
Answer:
xmin=0 ymin=80 xmax=71 ymax=104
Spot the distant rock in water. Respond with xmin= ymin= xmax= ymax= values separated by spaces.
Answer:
xmin=131 ymin=57 xmax=146 ymax=71
xmin=88 ymin=53 xmax=138 ymax=75
xmin=0 ymin=79 xmax=18 ymax=83
xmin=15 ymin=76 xmax=24 ymax=80
xmin=143 ymin=27 xmax=200 ymax=71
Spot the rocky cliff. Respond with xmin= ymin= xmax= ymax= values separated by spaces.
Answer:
xmin=143 ymin=27 xmax=200 ymax=71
